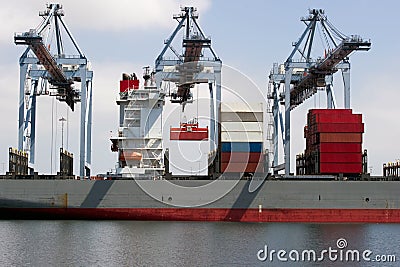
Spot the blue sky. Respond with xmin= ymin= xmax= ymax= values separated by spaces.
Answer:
xmin=0 ymin=1 xmax=399 ymax=175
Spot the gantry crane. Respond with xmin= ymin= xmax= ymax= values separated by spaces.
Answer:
xmin=14 ymin=3 xmax=93 ymax=177
xmin=154 ymin=7 xmax=222 ymax=156
xmin=268 ymin=9 xmax=371 ymax=175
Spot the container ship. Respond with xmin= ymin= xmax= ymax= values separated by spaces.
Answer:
xmin=1 ymin=5 xmax=400 ymax=223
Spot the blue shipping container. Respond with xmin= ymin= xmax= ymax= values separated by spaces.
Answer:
xmin=221 ymin=142 xmax=263 ymax=152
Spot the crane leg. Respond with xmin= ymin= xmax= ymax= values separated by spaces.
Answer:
xmin=18 ymin=64 xmax=28 ymax=151
xmin=272 ymin=82 xmax=279 ymax=169
xmin=79 ymin=65 xmax=87 ymax=178
xmin=284 ymin=69 xmax=292 ymax=176
xmin=29 ymin=81 xmax=38 ymax=174
xmin=209 ymin=82 xmax=215 ymax=152
xmin=86 ymin=79 xmax=93 ymax=174
xmin=215 ymin=68 xmax=221 ymax=149
xmin=341 ymin=62 xmax=351 ymax=109
xmin=326 ymin=75 xmax=334 ymax=109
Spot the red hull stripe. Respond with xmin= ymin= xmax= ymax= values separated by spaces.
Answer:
xmin=2 ymin=208 xmax=400 ymax=223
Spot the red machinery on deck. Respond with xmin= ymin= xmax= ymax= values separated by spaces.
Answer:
xmin=120 ymin=73 xmax=139 ymax=93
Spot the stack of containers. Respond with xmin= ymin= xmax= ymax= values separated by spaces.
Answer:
xmin=304 ymin=109 xmax=364 ymax=174
xmin=220 ymin=103 xmax=264 ymax=173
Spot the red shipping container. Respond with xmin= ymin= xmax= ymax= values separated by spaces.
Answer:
xmin=309 ymin=108 xmax=353 ymax=114
xmin=314 ymin=114 xmax=362 ymax=124
xmin=170 ymin=131 xmax=208 ymax=140
xmin=170 ymin=124 xmax=208 ymax=141
xmin=312 ymin=123 xmax=364 ymax=133
xmin=308 ymin=109 xmax=353 ymax=117
xmin=308 ymin=110 xmax=355 ymax=125
xmin=220 ymin=152 xmax=263 ymax=163
xmin=319 ymin=152 xmax=362 ymax=163
xmin=319 ymin=133 xmax=362 ymax=143
xmin=319 ymin=143 xmax=362 ymax=153
xmin=319 ymin=163 xmax=362 ymax=174
xmin=221 ymin=162 xmax=263 ymax=173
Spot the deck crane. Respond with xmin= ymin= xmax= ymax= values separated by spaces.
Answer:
xmin=14 ymin=3 xmax=93 ymax=177
xmin=154 ymin=7 xmax=222 ymax=156
xmin=268 ymin=9 xmax=371 ymax=176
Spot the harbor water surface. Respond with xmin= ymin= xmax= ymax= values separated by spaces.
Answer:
xmin=0 ymin=221 xmax=399 ymax=266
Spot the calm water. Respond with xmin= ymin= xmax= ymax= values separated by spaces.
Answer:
xmin=0 ymin=221 xmax=399 ymax=266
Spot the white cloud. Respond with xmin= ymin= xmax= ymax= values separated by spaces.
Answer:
xmin=0 ymin=0 xmax=212 ymax=45
xmin=66 ymin=0 xmax=211 ymax=32
xmin=0 ymin=2 xmax=43 ymax=45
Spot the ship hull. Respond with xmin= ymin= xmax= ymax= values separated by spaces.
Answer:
xmin=1 ymin=179 xmax=400 ymax=223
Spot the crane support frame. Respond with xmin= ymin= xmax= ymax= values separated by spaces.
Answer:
xmin=268 ymin=9 xmax=371 ymax=176
xmin=154 ymin=7 xmax=222 ymax=169
xmin=14 ymin=3 xmax=93 ymax=177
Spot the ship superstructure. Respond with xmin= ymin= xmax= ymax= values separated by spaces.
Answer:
xmin=111 ymin=69 xmax=165 ymax=179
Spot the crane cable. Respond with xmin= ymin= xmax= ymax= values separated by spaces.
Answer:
xmin=325 ymin=19 xmax=348 ymax=40
xmin=44 ymin=22 xmax=54 ymax=51
xmin=318 ymin=23 xmax=330 ymax=52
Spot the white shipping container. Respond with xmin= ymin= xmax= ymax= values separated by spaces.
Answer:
xmin=220 ymin=102 xmax=263 ymax=113
xmin=221 ymin=131 xmax=263 ymax=142
xmin=221 ymin=121 xmax=263 ymax=132
xmin=220 ymin=112 xmax=263 ymax=122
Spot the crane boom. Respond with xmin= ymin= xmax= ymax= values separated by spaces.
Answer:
xmin=15 ymin=30 xmax=76 ymax=110
xmin=290 ymin=36 xmax=371 ymax=108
